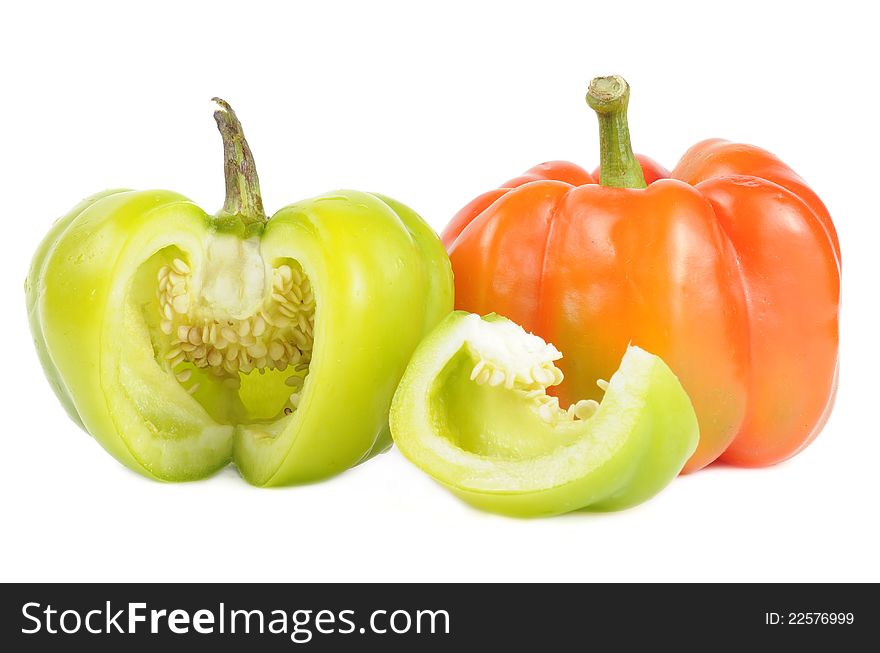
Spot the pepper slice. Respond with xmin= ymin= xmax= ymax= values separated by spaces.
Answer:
xmin=390 ymin=312 xmax=699 ymax=517
xmin=26 ymin=100 xmax=453 ymax=485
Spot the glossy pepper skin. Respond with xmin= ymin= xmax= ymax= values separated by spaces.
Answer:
xmin=442 ymin=76 xmax=840 ymax=471
xmin=26 ymin=101 xmax=453 ymax=485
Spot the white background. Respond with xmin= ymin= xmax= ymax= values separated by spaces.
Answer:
xmin=2 ymin=0 xmax=878 ymax=582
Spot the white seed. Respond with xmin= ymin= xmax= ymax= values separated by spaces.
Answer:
xmin=551 ymin=367 xmax=564 ymax=386
xmin=164 ymin=346 xmax=182 ymax=360
xmin=289 ymin=392 xmax=301 ymax=408
xmin=220 ymin=327 xmax=238 ymax=343
xmin=163 ymin=304 xmax=174 ymax=320
xmin=176 ymin=369 xmax=192 ymax=382
xmin=285 ymin=375 xmax=304 ymax=388
xmin=269 ymin=341 xmax=285 ymax=361
xmin=596 ymin=379 xmax=609 ymax=392
xmin=172 ymin=295 xmax=189 ymax=315
xmin=171 ymin=258 xmax=190 ymax=274
xmin=238 ymin=320 xmax=251 ymax=337
xmin=160 ymin=320 xmax=173 ymax=335
xmin=291 ymin=330 xmax=309 ymax=349
xmin=573 ymin=399 xmax=599 ymax=420
xmin=470 ymin=360 xmax=485 ymax=381
xmin=170 ymin=352 xmax=186 ymax=367
xmin=538 ymin=404 xmax=554 ymax=423
xmin=278 ymin=265 xmax=292 ymax=283
xmin=278 ymin=304 xmax=298 ymax=318
xmin=177 ymin=325 xmax=190 ymax=341
xmin=538 ymin=395 xmax=560 ymax=410
xmin=488 ymin=369 xmax=506 ymax=387
xmin=252 ymin=315 xmax=266 ymax=337
xmin=188 ymin=329 xmax=203 ymax=346
xmin=187 ymin=383 xmax=200 ymax=395
xmin=207 ymin=349 xmax=223 ymax=367
xmin=532 ymin=366 xmax=554 ymax=386
xmin=181 ymin=342 xmax=197 ymax=353
xmin=475 ymin=368 xmax=492 ymax=386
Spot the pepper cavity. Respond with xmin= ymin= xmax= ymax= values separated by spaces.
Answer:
xmin=156 ymin=256 xmax=315 ymax=412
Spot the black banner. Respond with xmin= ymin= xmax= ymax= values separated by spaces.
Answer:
xmin=0 ymin=583 xmax=874 ymax=650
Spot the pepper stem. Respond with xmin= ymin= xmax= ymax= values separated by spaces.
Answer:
xmin=212 ymin=98 xmax=266 ymax=227
xmin=586 ymin=76 xmax=646 ymax=189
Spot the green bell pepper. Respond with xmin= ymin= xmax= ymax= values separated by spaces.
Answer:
xmin=26 ymin=99 xmax=453 ymax=485
xmin=389 ymin=312 xmax=699 ymax=517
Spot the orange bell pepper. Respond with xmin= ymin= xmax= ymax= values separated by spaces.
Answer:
xmin=442 ymin=75 xmax=840 ymax=472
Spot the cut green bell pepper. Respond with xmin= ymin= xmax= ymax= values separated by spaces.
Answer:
xmin=26 ymin=99 xmax=453 ymax=485
xmin=389 ymin=311 xmax=699 ymax=516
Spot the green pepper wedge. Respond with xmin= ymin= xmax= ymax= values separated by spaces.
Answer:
xmin=26 ymin=100 xmax=453 ymax=485
xmin=390 ymin=312 xmax=699 ymax=516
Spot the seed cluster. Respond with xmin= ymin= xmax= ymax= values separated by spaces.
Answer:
xmin=470 ymin=358 xmax=602 ymax=424
xmin=157 ymin=258 xmax=315 ymax=409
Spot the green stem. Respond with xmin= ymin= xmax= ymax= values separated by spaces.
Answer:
xmin=585 ymin=75 xmax=646 ymax=189
xmin=212 ymin=98 xmax=266 ymax=227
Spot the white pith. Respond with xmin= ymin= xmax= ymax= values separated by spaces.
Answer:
xmin=460 ymin=314 xmax=602 ymax=423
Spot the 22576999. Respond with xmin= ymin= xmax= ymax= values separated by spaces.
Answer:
xmin=765 ymin=613 xmax=854 ymax=625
